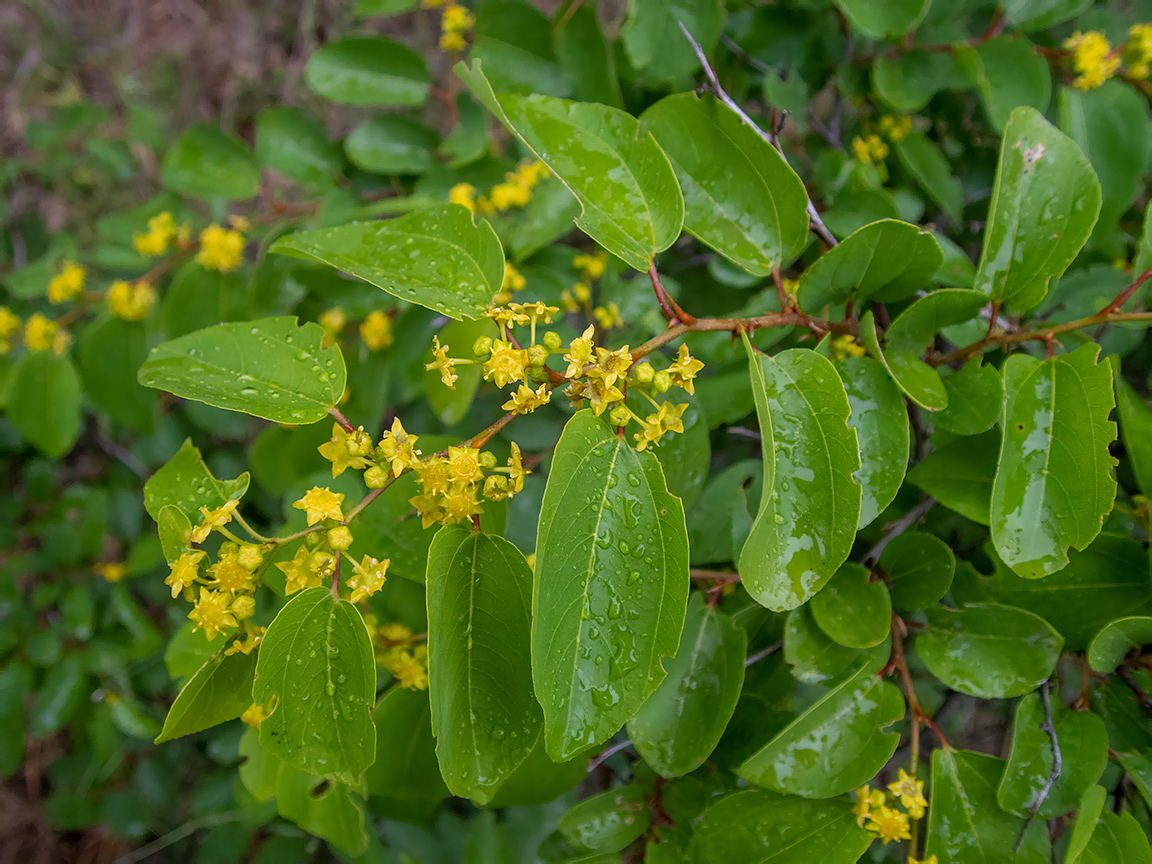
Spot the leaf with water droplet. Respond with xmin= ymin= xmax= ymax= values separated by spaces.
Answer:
xmin=144 ymin=438 xmax=250 ymax=524
xmin=155 ymin=646 xmax=257 ymax=744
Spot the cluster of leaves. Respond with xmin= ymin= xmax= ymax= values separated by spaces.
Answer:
xmin=9 ymin=0 xmax=1152 ymax=862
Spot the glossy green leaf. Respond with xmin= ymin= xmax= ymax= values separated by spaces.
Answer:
xmin=688 ymin=790 xmax=873 ymax=863
xmin=155 ymin=647 xmax=257 ymax=743
xmin=1087 ymin=617 xmax=1152 ymax=674
xmin=641 ymin=93 xmax=809 ymax=275
xmin=885 ymin=288 xmax=987 ymax=354
xmin=628 ymin=594 xmax=746 ymax=777
xmin=31 ymin=655 xmax=87 ymax=737
xmin=305 ymin=36 xmax=431 ymax=106
xmin=838 ymin=355 xmax=908 ymax=529
xmin=1066 ymin=785 xmax=1109 ymax=864
xmin=997 ymin=692 xmax=1108 ymax=818
xmin=532 ymin=409 xmax=689 ymax=761
xmin=687 ymin=460 xmax=761 ymax=566
xmin=0 ymin=663 xmax=30 ymax=777
xmin=835 ymin=0 xmax=929 ymax=38
xmin=553 ymin=2 xmax=623 ymax=108
xmin=738 ymin=341 xmax=861 ymax=611
xmin=784 ymin=604 xmax=891 ymax=685
xmin=738 ymin=663 xmax=902 ymax=798
xmin=810 ymin=563 xmax=891 ymax=649
xmin=907 ymin=430 xmax=998 ymax=524
xmin=935 ymin=359 xmax=1003 ymax=437
xmin=457 ymin=60 xmax=684 ymax=271
xmin=77 ymin=316 xmax=154 ymax=433
xmin=272 ymin=204 xmax=503 ymax=320
xmin=7 ymin=351 xmax=82 ymax=459
xmin=144 ymin=438 xmax=250 ymax=523
xmin=873 ymin=50 xmax=965 ymax=113
xmin=925 ymin=750 xmax=1050 ymax=863
xmin=439 ymin=92 xmax=489 ymax=168
xmin=1115 ymin=750 xmax=1152 ymax=810
xmin=161 ymin=123 xmax=260 ymax=200
xmin=365 ymin=686 xmax=450 ymax=808
xmin=623 ymin=0 xmax=724 ymax=84
xmin=1004 ymin=0 xmax=1092 ymax=29
xmin=1079 ymin=811 xmax=1152 ymax=864
xmin=894 ymin=130 xmax=962 ymax=222
xmin=1115 ymin=371 xmax=1152 ymax=497
xmin=255 ymin=587 xmax=376 ymax=784
xmin=959 ymin=36 xmax=1051 ymax=133
xmin=157 ymin=504 xmax=191 ymax=566
xmin=469 ymin=0 xmax=569 ymax=97
xmin=344 ymin=114 xmax=438 ymax=175
xmin=485 ymin=731 xmax=589 ymax=807
xmin=254 ymin=106 xmax=342 ymax=186
xmin=139 ymin=316 xmax=346 ymax=425
xmin=425 ymin=524 xmax=541 ymax=804
xmin=797 ymin=219 xmax=942 ymax=310
xmin=880 ymin=532 xmax=955 ymax=611
xmin=917 ymin=602 xmax=1063 ymax=699
xmin=974 ymin=106 xmax=1101 ymax=311
xmin=642 ymin=391 xmax=710 ymax=512
xmin=860 ymin=309 xmax=947 ymax=411
xmin=991 ymin=345 xmax=1116 ymax=578
xmin=559 ymin=784 xmax=650 ymax=854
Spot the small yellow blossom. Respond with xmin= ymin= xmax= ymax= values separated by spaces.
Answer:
xmin=360 ymin=310 xmax=394 ymax=350
xmin=106 ymin=280 xmax=156 ymax=321
xmin=24 ymin=313 xmax=58 ymax=352
xmin=442 ymin=486 xmax=483 ymax=522
xmin=592 ymin=302 xmax=621 ymax=329
xmin=380 ymin=623 xmax=413 ymax=643
xmin=878 ymin=115 xmax=912 ymax=141
xmin=318 ymin=423 xmax=373 ymax=478
xmin=507 ymin=441 xmax=527 ymax=494
xmin=483 ymin=339 xmax=528 ymax=387
xmin=95 ymin=562 xmax=127 ymax=583
xmin=386 ymin=649 xmax=429 ymax=690
xmin=852 ymin=133 xmax=889 ymax=164
xmin=442 ymin=4 xmax=473 ymax=31
xmin=47 ymin=261 xmax=86 ymax=304
xmin=189 ymin=500 xmax=239 ymax=544
xmin=865 ymin=804 xmax=911 ymax=845
xmin=318 ymin=307 xmax=347 ymax=346
xmin=425 ymin=335 xmax=458 ymax=388
xmin=225 ymin=626 xmax=266 ymax=656
xmin=0 ymin=307 xmax=20 ymax=340
xmin=450 ymin=182 xmax=477 ymax=212
xmin=487 ymin=305 xmax=531 ymax=327
xmin=133 ymin=212 xmax=177 ymax=257
xmin=414 ymin=456 xmax=452 ymax=495
xmin=293 ymin=487 xmax=345 ymax=525
xmin=165 ymin=551 xmax=206 ymax=598
xmin=378 ymin=417 xmax=421 ymax=476
xmin=276 ymin=546 xmax=323 ymax=595
xmin=348 ymin=556 xmax=389 ymax=604
xmin=1064 ymin=31 xmax=1121 ymax=89
xmin=440 ymin=29 xmax=466 ymax=52
xmin=502 ymin=262 xmax=526 ymax=292
xmin=1127 ymin=23 xmax=1152 ymax=78
xmin=830 ymin=333 xmax=867 ymax=362
xmin=564 ymin=325 xmax=596 ymax=378
xmin=634 ymin=402 xmax=688 ymax=451
xmin=447 ymin=446 xmax=483 ymax=483
xmin=667 ymin=344 xmax=703 ymax=394
xmin=593 ymin=346 xmax=632 ymax=387
xmin=189 ymin=587 xmax=238 ymax=641
xmin=888 ymin=768 xmax=928 ymax=819
xmin=241 ymin=702 xmax=268 ymax=728
xmin=503 ymin=382 xmax=552 ymax=414
xmin=196 ymin=223 xmax=245 ymax=272
xmin=573 ymin=251 xmax=607 ymax=281
xmin=211 ymin=560 xmax=255 ymax=593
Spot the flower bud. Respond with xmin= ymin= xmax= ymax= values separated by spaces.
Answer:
xmin=328 ymin=526 xmax=354 ymax=550
xmin=305 ymin=531 xmax=322 ymax=548
xmin=347 ymin=429 xmax=373 ymax=457
xmin=609 ymin=405 xmax=632 ymax=427
xmin=478 ymin=451 xmax=497 ymax=470
xmin=542 ymin=330 xmax=563 ymax=351
xmin=364 ymin=465 xmax=390 ymax=488
xmin=632 ymin=362 xmax=655 ymax=384
xmin=231 ymin=595 xmax=256 ymax=620
xmin=237 ymin=544 xmax=263 ymax=570
xmin=527 ymin=344 xmax=549 ymax=367
xmin=472 ymin=335 xmax=493 ymax=357
xmin=653 ymin=370 xmax=672 ymax=393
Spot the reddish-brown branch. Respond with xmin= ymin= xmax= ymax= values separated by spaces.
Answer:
xmin=1101 ymin=266 xmax=1152 ymax=316
xmin=329 ymin=406 xmax=355 ymax=434
xmin=648 ymin=264 xmax=695 ymax=325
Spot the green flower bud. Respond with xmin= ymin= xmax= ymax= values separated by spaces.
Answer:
xmin=472 ymin=335 xmax=494 ymax=357
xmin=479 ymin=451 xmax=497 ymax=470
xmin=632 ymin=362 xmax=655 ymax=384
xmin=609 ymin=405 xmax=632 ymax=427
xmin=527 ymin=344 xmax=549 ymax=367
xmin=654 ymin=370 xmax=672 ymax=393
xmin=542 ymin=330 xmax=563 ymax=351
xmin=364 ymin=465 xmax=390 ymax=488
xmin=328 ymin=526 xmax=354 ymax=551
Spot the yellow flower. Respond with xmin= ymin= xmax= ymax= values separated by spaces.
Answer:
xmin=47 ymin=261 xmax=86 ymax=304
xmin=442 ymin=4 xmax=474 ymax=32
xmin=414 ymin=456 xmax=452 ymax=495
xmin=483 ymin=340 xmax=528 ymax=387
xmin=410 ymin=492 xmax=447 ymax=529
xmin=510 ymin=301 xmax=559 ymax=324
xmin=447 ymin=446 xmax=483 ymax=483
xmin=188 ymin=587 xmax=238 ymax=641
xmin=95 ymin=562 xmax=126 ymax=583
xmin=165 ymin=551 xmax=206 ymax=598
xmin=1126 ymin=23 xmax=1152 ymax=78
xmin=830 ymin=333 xmax=867 ymax=362
xmin=502 ymin=382 xmax=552 ymax=414
xmin=348 ymin=556 xmax=389 ymax=604
xmin=564 ymin=325 xmax=596 ymax=378
xmin=24 ymin=313 xmax=58 ymax=352
xmin=425 ymin=336 xmax=458 ymax=389
xmin=487 ymin=180 xmax=532 ymax=211
xmin=1064 ymin=31 xmax=1120 ymax=89
xmin=507 ymin=441 xmax=527 ymax=494
xmin=852 ymin=134 xmax=888 ymax=164
xmin=106 ymin=280 xmax=156 ymax=321
xmin=440 ymin=29 xmax=466 ymax=52
xmin=560 ymin=289 xmax=579 ymax=313
xmin=502 ymin=262 xmax=526 ymax=292
xmin=225 ymin=625 xmax=266 ymax=656
xmin=486 ymin=305 xmax=531 ymax=327
xmin=196 ymin=223 xmax=245 ymax=272
xmin=888 ymin=768 xmax=928 ymax=819
xmin=133 ymin=212 xmax=177 ymax=257
xmin=378 ymin=417 xmax=421 ymax=476
xmin=514 ymin=160 xmax=549 ymax=187
xmin=241 ymin=703 xmax=268 ymax=728
xmin=593 ymin=302 xmax=621 ymax=329
xmin=318 ymin=423 xmax=373 ymax=478
xmin=449 ymin=182 xmax=477 ymax=212
xmin=52 ymin=330 xmax=72 ymax=357
xmin=380 ymin=623 xmax=413 ymax=643
xmin=293 ymin=487 xmax=345 ymax=525
xmin=385 ymin=649 xmax=429 ymax=690
xmin=878 ymin=115 xmax=912 ymax=141
xmin=585 ymin=374 xmax=625 ymax=416
xmin=318 ymin=307 xmax=346 ymax=346
xmin=865 ymin=804 xmax=911 ymax=845
xmin=573 ymin=281 xmax=591 ymax=303
xmin=593 ymin=345 xmax=632 ymax=387
xmin=360 ymin=310 xmax=394 ymax=351
xmin=573 ymin=251 xmax=606 ymax=281
xmin=189 ymin=500 xmax=239 ymax=544
xmin=211 ymin=559 xmax=255 ymax=593
xmin=0 ymin=307 xmax=20 ymax=340
xmin=852 ymin=785 xmax=874 ymax=827
xmin=667 ymin=344 xmax=703 ymax=394
xmin=442 ymin=486 xmax=483 ymax=523
xmin=276 ymin=545 xmax=323 ymax=595
xmin=484 ymin=474 xmax=512 ymax=501
xmin=634 ymin=402 xmax=688 ymax=451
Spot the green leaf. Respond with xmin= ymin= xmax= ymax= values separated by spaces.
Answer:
xmin=907 ymin=430 xmax=998 ymax=524
xmin=688 ymin=790 xmax=873 ymax=863
xmin=628 ymin=594 xmax=747 ymax=777
xmin=30 ymin=655 xmax=87 ymax=737
xmin=344 ymin=115 xmax=438 ymax=175
xmin=425 ymin=524 xmax=541 ymax=804
xmin=272 ymin=204 xmax=503 ymax=320
xmin=77 ymin=316 xmax=154 ymax=433
xmin=835 ymin=0 xmax=930 ymax=38
xmin=553 ymin=2 xmax=623 ymax=109
xmin=925 ymin=750 xmax=1050 ymax=863
xmin=254 ymin=106 xmax=342 ymax=186
xmin=958 ymin=36 xmax=1051 ymax=133
xmin=469 ymin=0 xmax=570 ymax=97
xmin=7 ymin=351 xmax=82 ymax=459
xmin=255 ymin=588 xmax=376 ymax=784
xmin=784 ymin=604 xmax=891 ymax=685
xmin=1079 ymin=812 xmax=1152 ymax=864
xmin=687 ymin=460 xmax=761 ymax=565
xmin=439 ymin=93 xmax=489 ymax=168
xmin=1066 ymin=785 xmax=1109 ymax=864
xmin=838 ymin=355 xmax=908 ymax=529
xmin=974 ymin=106 xmax=1101 ymax=311
xmin=622 ymin=0 xmax=724 ymax=85
xmin=885 ymin=288 xmax=987 ymax=354
xmin=643 ymin=391 xmax=710 ymax=512
xmin=157 ymin=504 xmax=191 ymax=566
xmin=1115 ymin=369 xmax=1152 ymax=498
xmin=640 ymin=93 xmax=809 ymax=276
xmin=1004 ymin=0 xmax=1092 ymax=30
xmin=935 ymin=359 xmax=1003 ymax=437
xmin=1115 ymin=750 xmax=1152 ymax=811
xmin=738 ymin=663 xmax=902 ymax=798
xmin=991 ymin=345 xmax=1116 ymax=579
xmin=738 ymin=341 xmax=861 ymax=611
xmin=917 ymin=602 xmax=1063 ymax=699
xmin=860 ymin=309 xmax=947 ymax=411
xmin=532 ymin=409 xmax=689 ymax=761
xmin=304 ymin=36 xmax=431 ymax=106
xmin=997 ymin=691 xmax=1108 ymax=818
xmin=424 ymin=318 xmax=495 ymax=426
xmin=485 ymin=731 xmax=589 ymax=807
xmin=144 ymin=438 xmax=250 ymax=523
xmin=797 ymin=219 xmax=943 ymax=310
xmin=880 ymin=532 xmax=955 ymax=611
xmin=893 ymin=130 xmax=962 ymax=223
xmin=365 ymin=687 xmax=450 ymax=808
xmin=810 ymin=563 xmax=891 ymax=649
xmin=138 ymin=316 xmax=347 ymax=425
xmin=507 ymin=176 xmax=582 ymax=261
xmin=873 ymin=50 xmax=965 ymax=113
xmin=560 ymin=784 xmax=650 ymax=854
xmin=161 ymin=123 xmax=260 ymax=201
xmin=1087 ymin=617 xmax=1152 ymax=674
xmin=457 ymin=60 xmax=684 ymax=271
xmin=155 ymin=647 xmax=257 ymax=743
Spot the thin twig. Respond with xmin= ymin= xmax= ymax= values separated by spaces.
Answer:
xmin=746 ymin=640 xmax=782 ymax=667
xmin=588 ymin=738 xmax=634 ymax=772
xmin=113 ymin=812 xmax=245 ymax=864
xmin=1015 ymin=679 xmax=1062 ymax=852
xmin=863 ymin=497 xmax=937 ymax=566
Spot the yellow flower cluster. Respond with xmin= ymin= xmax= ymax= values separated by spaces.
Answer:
xmin=196 ymin=223 xmax=245 ymax=272
xmin=852 ymin=134 xmax=889 ymax=164
xmin=106 ymin=280 xmax=156 ymax=321
xmin=133 ymin=211 xmax=186 ymax=258
xmin=562 ymin=250 xmax=607 ymax=312
xmin=1064 ymin=30 xmax=1121 ymax=90
xmin=438 ymin=2 xmax=475 ymax=52
xmin=829 ymin=333 xmax=867 ymax=362
xmin=852 ymin=770 xmax=929 ymax=847
xmin=23 ymin=313 xmax=70 ymax=355
xmin=94 ymin=562 xmax=127 ymax=583
xmin=448 ymin=160 xmax=550 ymax=216
xmin=47 ymin=261 xmax=86 ymax=304
xmin=878 ymin=115 xmax=912 ymax=142
xmin=360 ymin=310 xmax=394 ymax=351
xmin=493 ymin=261 xmax=527 ymax=304
xmin=0 ymin=307 xmax=20 ymax=355
xmin=319 ymin=307 xmax=347 ymax=347
xmin=1126 ymin=24 xmax=1152 ymax=78
xmin=366 ymin=619 xmax=429 ymax=689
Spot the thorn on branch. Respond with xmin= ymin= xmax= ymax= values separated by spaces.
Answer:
xmin=1015 ymin=679 xmax=1061 ymax=852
